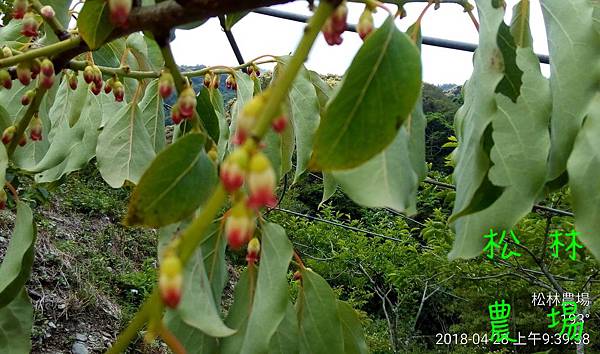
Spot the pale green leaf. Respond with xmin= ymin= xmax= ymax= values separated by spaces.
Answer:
xmin=221 ymin=269 xmax=253 ymax=353
xmin=197 ymin=88 xmax=220 ymax=144
xmin=96 ymin=101 xmax=155 ymax=187
xmin=542 ymin=0 xmax=600 ymax=182
xmin=139 ymin=79 xmax=166 ymax=152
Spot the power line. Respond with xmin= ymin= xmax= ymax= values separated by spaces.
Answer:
xmin=252 ymin=7 xmax=550 ymax=65
xmin=272 ymin=207 xmax=406 ymax=243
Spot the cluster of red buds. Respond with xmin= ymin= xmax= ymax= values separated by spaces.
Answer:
xmin=104 ymin=77 xmax=125 ymax=101
xmin=83 ymin=64 xmax=104 ymax=95
xmin=158 ymin=71 xmax=175 ymax=99
xmin=357 ymin=6 xmax=375 ymax=40
xmin=322 ymin=1 xmax=347 ymax=46
xmin=21 ymin=89 xmax=35 ymax=105
xmin=221 ymin=151 xmax=277 ymax=247
xmin=225 ymin=74 xmax=237 ymax=90
xmin=29 ymin=113 xmax=42 ymax=141
xmin=158 ymin=251 xmax=183 ymax=308
xmin=108 ymin=0 xmax=132 ymax=27
xmin=171 ymin=85 xmax=197 ymax=124
xmin=203 ymin=72 xmax=220 ymax=89
xmin=246 ymin=65 xmax=261 ymax=80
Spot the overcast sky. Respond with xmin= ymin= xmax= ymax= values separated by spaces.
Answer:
xmin=170 ymin=1 xmax=550 ymax=85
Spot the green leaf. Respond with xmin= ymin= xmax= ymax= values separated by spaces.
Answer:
xmin=331 ymin=127 xmax=419 ymax=213
xmin=0 ymin=106 xmax=10 ymax=133
xmin=310 ymin=16 xmax=421 ymax=170
xmin=96 ymin=101 xmax=155 ymax=188
xmin=308 ymin=71 xmax=332 ymax=110
xmin=77 ymin=0 xmax=114 ymax=50
xmin=47 ymin=71 xmax=88 ymax=129
xmin=568 ymin=96 xmax=600 ymax=259
xmin=221 ymin=269 xmax=254 ymax=353
xmin=543 ymin=0 xmax=600 ymax=182
xmin=450 ymin=0 xmax=505 ymax=224
xmin=126 ymin=133 xmax=217 ymax=227
xmin=297 ymin=268 xmax=344 ymax=354
xmin=225 ymin=12 xmax=249 ymax=29
xmin=164 ymin=312 xmax=218 ymax=354
xmin=174 ymin=241 xmax=235 ymax=337
xmin=197 ymin=88 xmax=220 ymax=144
xmin=268 ymin=301 xmax=299 ymax=354
xmin=240 ymin=223 xmax=294 ymax=354
xmin=0 ymin=202 xmax=36 ymax=308
xmin=0 ymin=289 xmax=32 ymax=352
xmin=510 ymin=0 xmax=532 ymax=48
xmin=450 ymin=32 xmax=551 ymax=258
xmin=33 ymin=94 xmax=102 ymax=183
xmin=139 ymin=79 xmax=166 ymax=152
xmin=277 ymin=59 xmax=320 ymax=182
xmin=208 ymin=88 xmax=229 ymax=162
xmin=337 ymin=301 xmax=368 ymax=354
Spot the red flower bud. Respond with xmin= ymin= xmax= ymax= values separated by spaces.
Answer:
xmin=16 ymin=62 xmax=31 ymax=86
xmin=322 ymin=1 xmax=347 ymax=46
xmin=39 ymin=74 xmax=54 ymax=89
xmin=220 ymin=149 xmax=248 ymax=192
xmin=92 ymin=65 xmax=102 ymax=86
xmin=357 ymin=8 xmax=374 ymax=40
xmin=21 ymin=89 xmax=35 ymax=105
xmin=225 ymin=202 xmax=256 ymax=249
xmin=68 ymin=73 xmax=78 ymax=90
xmin=21 ymin=12 xmax=39 ymax=37
xmin=40 ymin=5 xmax=55 ymax=19
xmin=40 ymin=58 xmax=54 ymax=77
xmin=293 ymin=271 xmax=302 ymax=281
xmin=12 ymin=0 xmax=27 ymax=19
xmin=210 ymin=74 xmax=220 ymax=89
xmin=104 ymin=78 xmax=113 ymax=94
xmin=2 ymin=126 xmax=16 ymax=145
xmin=271 ymin=114 xmax=288 ymax=133
xmin=171 ymin=104 xmax=183 ymax=125
xmin=0 ymin=70 xmax=12 ymax=90
xmin=90 ymin=82 xmax=101 ymax=95
xmin=233 ymin=94 xmax=266 ymax=145
xmin=203 ymin=74 xmax=212 ymax=88
xmin=247 ymin=153 xmax=277 ymax=209
xmin=159 ymin=253 xmax=183 ymax=308
xmin=29 ymin=114 xmax=42 ymax=141
xmin=18 ymin=135 xmax=27 ymax=147
xmin=108 ymin=0 xmax=132 ymax=26
xmin=0 ymin=189 xmax=6 ymax=210
xmin=159 ymin=71 xmax=174 ymax=98
xmin=30 ymin=59 xmax=41 ymax=79
xmin=246 ymin=238 xmax=261 ymax=263
xmin=83 ymin=65 xmax=94 ymax=84
xmin=225 ymin=74 xmax=236 ymax=90
xmin=177 ymin=86 xmax=196 ymax=119
xmin=113 ymin=80 xmax=124 ymax=102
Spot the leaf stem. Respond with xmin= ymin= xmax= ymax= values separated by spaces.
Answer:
xmin=0 ymin=36 xmax=82 ymax=69
xmin=6 ymin=88 xmax=47 ymax=157
xmin=251 ymin=0 xmax=335 ymax=138
xmin=4 ymin=182 xmax=20 ymax=202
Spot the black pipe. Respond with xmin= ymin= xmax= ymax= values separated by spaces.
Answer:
xmin=219 ymin=16 xmax=246 ymax=65
xmin=252 ymin=7 xmax=550 ymax=64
